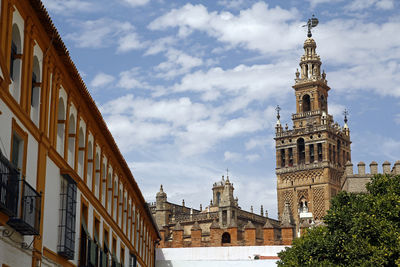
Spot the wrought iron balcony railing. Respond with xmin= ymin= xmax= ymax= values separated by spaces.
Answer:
xmin=7 ymin=179 xmax=41 ymax=235
xmin=0 ymin=152 xmax=19 ymax=217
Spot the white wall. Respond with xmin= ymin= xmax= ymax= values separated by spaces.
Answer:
xmin=42 ymin=157 xmax=62 ymax=252
xmin=156 ymin=246 xmax=287 ymax=267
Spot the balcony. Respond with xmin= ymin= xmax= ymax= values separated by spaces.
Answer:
xmin=0 ymin=152 xmax=19 ymax=217
xmin=7 ymin=179 xmax=41 ymax=235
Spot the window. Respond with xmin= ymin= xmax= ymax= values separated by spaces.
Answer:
xmin=297 ymin=138 xmax=305 ymax=164
xmin=10 ymin=41 xmax=17 ymax=79
xmin=280 ymin=149 xmax=285 ymax=167
xmin=58 ymin=174 xmax=77 ymax=260
xmin=318 ymin=143 xmax=323 ymax=162
xmin=222 ymin=232 xmax=231 ymax=244
xmin=77 ymin=128 xmax=85 ymax=178
xmin=11 ymin=133 xmax=23 ymax=170
xmin=87 ymin=141 xmax=93 ymax=190
xmin=129 ymin=254 xmax=137 ymax=267
xmin=31 ymin=56 xmax=41 ymax=126
xmin=309 ymin=144 xmax=314 ymax=163
xmin=67 ymin=114 xmax=76 ymax=167
xmin=121 ymin=246 xmax=125 ymax=265
xmin=288 ymin=148 xmax=293 ymax=166
xmin=302 ymin=94 xmax=311 ymax=112
xmin=0 ymin=149 xmax=19 ymax=217
xmin=56 ymin=97 xmax=66 ymax=155
xmin=222 ymin=210 xmax=227 ymax=226
xmin=10 ymin=24 xmax=22 ymax=102
xmin=79 ymin=203 xmax=89 ymax=266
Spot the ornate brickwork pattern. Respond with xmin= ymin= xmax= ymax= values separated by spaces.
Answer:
xmin=282 ymin=190 xmax=294 ymax=217
xmin=281 ymin=169 xmax=323 ymax=182
xmin=312 ymin=187 xmax=325 ymax=220
xmin=297 ymin=189 xmax=308 ymax=202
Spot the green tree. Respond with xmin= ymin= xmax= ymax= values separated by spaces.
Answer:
xmin=277 ymin=174 xmax=400 ymax=266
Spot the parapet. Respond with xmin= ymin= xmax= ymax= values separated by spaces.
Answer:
xmin=344 ymin=160 xmax=400 ymax=176
xmin=342 ymin=160 xmax=400 ymax=193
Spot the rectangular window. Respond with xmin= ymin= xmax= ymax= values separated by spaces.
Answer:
xmin=129 ymin=253 xmax=137 ymax=267
xmin=288 ymin=148 xmax=293 ymax=166
xmin=11 ymin=133 xmax=23 ymax=170
xmin=318 ymin=143 xmax=323 ymax=162
xmin=280 ymin=149 xmax=285 ymax=167
xmin=309 ymin=144 xmax=314 ymax=163
xmin=79 ymin=203 xmax=89 ymax=266
xmin=58 ymin=174 xmax=77 ymax=260
xmin=0 ymin=150 xmax=19 ymax=217
xmin=121 ymin=246 xmax=125 ymax=265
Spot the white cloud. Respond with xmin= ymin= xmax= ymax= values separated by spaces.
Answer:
xmin=117 ymin=33 xmax=143 ymax=53
xmin=245 ymin=137 xmax=270 ymax=151
xmin=90 ymin=72 xmax=115 ymax=88
xmin=307 ymin=0 xmax=344 ymax=8
xmin=217 ymin=0 xmax=245 ymax=9
xmin=121 ymin=0 xmax=150 ymax=7
xmin=155 ymin=49 xmax=203 ymax=78
xmin=66 ymin=18 xmax=142 ymax=52
xmin=144 ymin=37 xmax=177 ymax=56
xmin=42 ymin=0 xmax=96 ymax=14
xmin=224 ymin=151 xmax=241 ymax=161
xmin=149 ymin=2 xmax=303 ymax=54
xmin=245 ymin=153 xmax=261 ymax=162
xmin=117 ymin=68 xmax=148 ymax=89
xmin=174 ymin=62 xmax=293 ymax=102
xmin=328 ymin=103 xmax=346 ymax=120
xmin=345 ymin=0 xmax=394 ymax=11
xmin=395 ymin=114 xmax=400 ymax=125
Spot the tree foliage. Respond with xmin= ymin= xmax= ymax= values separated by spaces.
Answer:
xmin=277 ymin=174 xmax=400 ymax=266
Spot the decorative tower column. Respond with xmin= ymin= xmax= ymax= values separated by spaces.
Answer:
xmin=274 ymin=16 xmax=352 ymax=233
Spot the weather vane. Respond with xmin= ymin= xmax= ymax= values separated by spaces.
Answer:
xmin=276 ymin=105 xmax=281 ymax=120
xmin=343 ymin=109 xmax=349 ymax=123
xmin=303 ymin=14 xmax=319 ymax=38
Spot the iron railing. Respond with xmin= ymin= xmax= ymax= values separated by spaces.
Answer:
xmin=0 ymin=152 xmax=19 ymax=217
xmin=7 ymin=179 xmax=41 ymax=235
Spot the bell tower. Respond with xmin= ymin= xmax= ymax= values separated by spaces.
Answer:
xmin=275 ymin=17 xmax=351 ymax=230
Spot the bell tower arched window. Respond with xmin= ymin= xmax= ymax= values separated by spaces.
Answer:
xmin=302 ymin=94 xmax=311 ymax=112
xmin=297 ymin=138 xmax=305 ymax=164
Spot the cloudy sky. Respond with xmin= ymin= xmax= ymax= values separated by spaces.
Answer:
xmin=43 ymin=0 xmax=400 ymax=219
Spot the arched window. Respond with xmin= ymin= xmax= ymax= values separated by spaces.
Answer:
xmin=337 ymin=140 xmax=341 ymax=166
xmin=221 ymin=232 xmax=231 ymax=244
xmin=94 ymin=152 xmax=100 ymax=198
xmin=297 ymin=138 xmax=305 ymax=164
xmin=77 ymin=128 xmax=85 ymax=177
xmin=113 ymin=180 xmax=118 ymax=220
xmin=107 ymin=172 xmax=112 ymax=213
xmin=87 ymin=141 xmax=93 ymax=189
xmin=320 ymin=95 xmax=326 ymax=111
xmin=67 ymin=115 xmax=76 ymax=166
xmin=56 ymin=97 xmax=65 ymax=155
xmin=302 ymin=94 xmax=311 ymax=112
xmin=216 ymin=192 xmax=221 ymax=205
xmin=31 ymin=56 xmax=41 ymax=126
xmin=101 ymin=162 xmax=106 ymax=206
xmin=298 ymin=197 xmax=308 ymax=214
xmin=10 ymin=24 xmax=22 ymax=102
xmin=118 ymin=187 xmax=123 ymax=225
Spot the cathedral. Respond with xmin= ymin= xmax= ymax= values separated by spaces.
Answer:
xmin=150 ymin=28 xmax=400 ymax=248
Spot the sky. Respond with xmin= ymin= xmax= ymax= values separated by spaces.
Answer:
xmin=42 ymin=0 xmax=400 ymax=219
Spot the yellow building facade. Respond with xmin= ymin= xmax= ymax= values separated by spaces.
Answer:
xmin=0 ymin=0 xmax=160 ymax=266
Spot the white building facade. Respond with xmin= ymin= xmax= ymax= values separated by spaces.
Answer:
xmin=0 ymin=1 xmax=160 ymax=267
